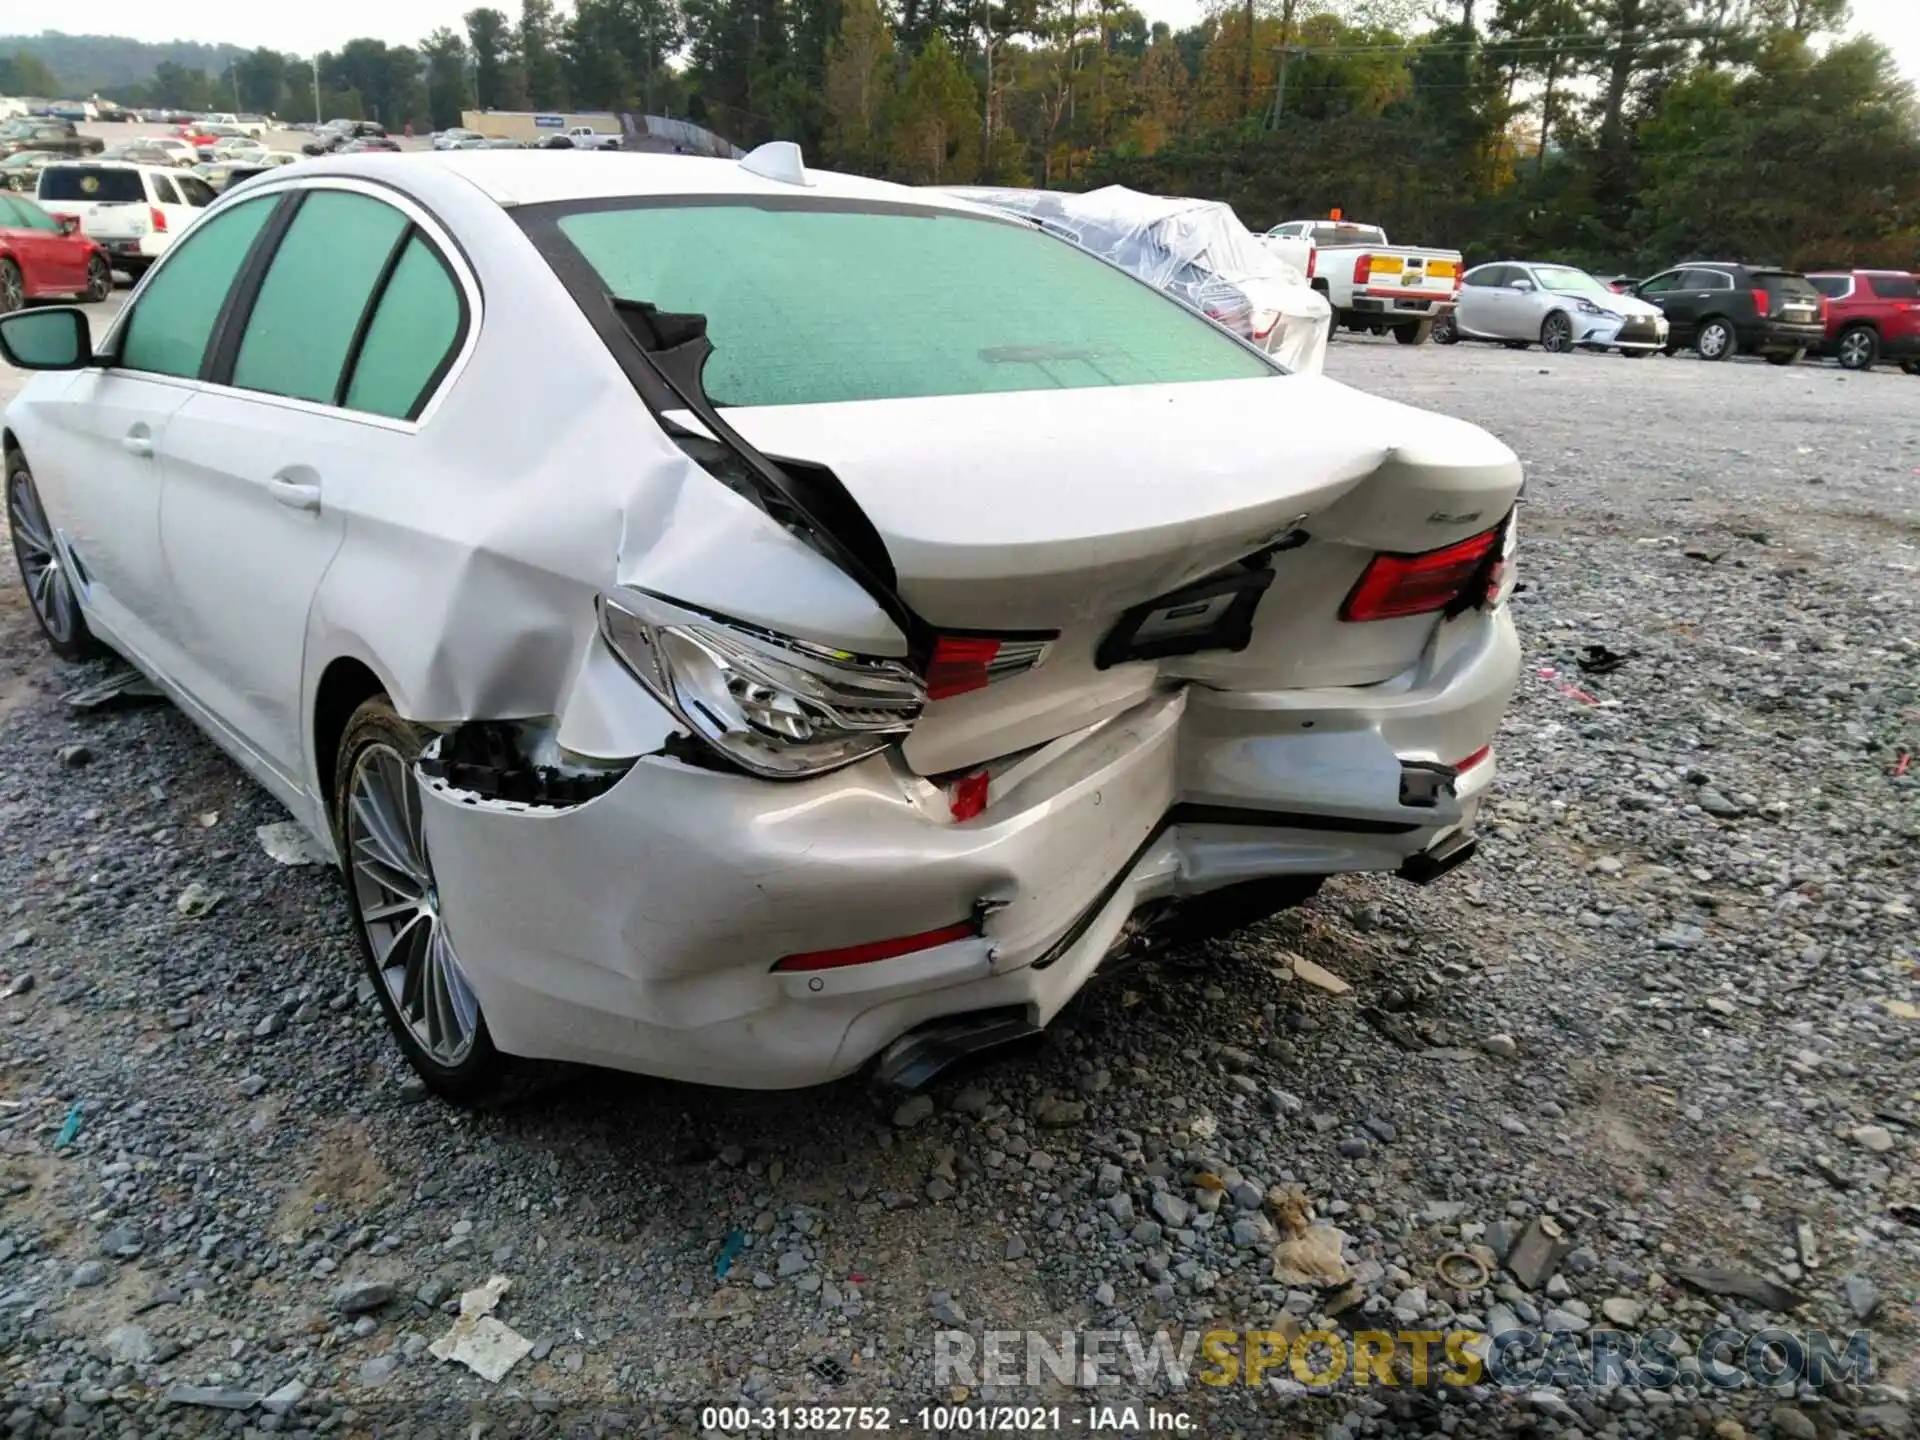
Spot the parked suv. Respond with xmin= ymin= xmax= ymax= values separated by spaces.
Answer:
xmin=1632 ymin=262 xmax=1825 ymax=363
xmin=0 ymin=119 xmax=106 ymax=161
xmin=1807 ymin=270 xmax=1920 ymax=373
xmin=35 ymin=162 xmax=216 ymax=277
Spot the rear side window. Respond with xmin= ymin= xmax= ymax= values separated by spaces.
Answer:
xmin=1868 ymin=273 xmax=1919 ymax=300
xmin=547 ymin=202 xmax=1274 ymax=407
xmin=178 ymin=176 xmax=216 ymax=207
xmin=151 ymin=174 xmax=181 ymax=205
xmin=39 ymin=167 xmax=146 ymax=203
xmin=344 ymin=236 xmax=464 ymax=419
xmin=232 ymin=191 xmax=408 ymax=404
xmin=119 ymin=194 xmax=277 ymax=379
xmin=1809 ymin=275 xmax=1851 ymax=298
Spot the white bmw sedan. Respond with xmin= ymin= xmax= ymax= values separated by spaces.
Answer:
xmin=0 ymin=147 xmax=1523 ymax=1100
xmin=1437 ymin=261 xmax=1669 ymax=355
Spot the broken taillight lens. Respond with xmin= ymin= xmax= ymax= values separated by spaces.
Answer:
xmin=1341 ymin=526 xmax=1504 ymax=622
xmin=773 ymin=920 xmax=976 ymax=972
xmin=924 ymin=634 xmax=1049 ymax=701
xmin=948 ymin=770 xmax=990 ymax=822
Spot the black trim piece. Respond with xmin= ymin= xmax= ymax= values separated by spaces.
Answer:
xmin=1095 ymin=562 xmax=1276 ymax=670
xmin=202 ymin=189 xmax=305 ymax=385
xmin=1028 ymin=821 xmax=1172 ymax=972
xmin=334 ymin=220 xmax=415 ymax=407
xmin=1167 ymin=803 xmax=1423 ymax=836
xmin=1398 ymin=832 xmax=1478 ymax=885
xmin=1397 ymin=760 xmax=1458 ymax=810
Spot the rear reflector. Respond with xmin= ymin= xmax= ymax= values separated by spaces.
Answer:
xmin=1341 ymin=526 xmax=1503 ymax=622
xmin=773 ymin=920 xmax=976 ymax=972
xmin=924 ymin=634 xmax=1049 ymax=701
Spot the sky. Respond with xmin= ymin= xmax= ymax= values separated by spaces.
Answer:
xmin=17 ymin=0 xmax=1920 ymax=83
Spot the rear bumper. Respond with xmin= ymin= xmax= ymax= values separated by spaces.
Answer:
xmin=1349 ymin=295 xmax=1454 ymax=322
xmin=416 ymin=609 xmax=1519 ymax=1089
xmin=1743 ymin=319 xmax=1825 ymax=351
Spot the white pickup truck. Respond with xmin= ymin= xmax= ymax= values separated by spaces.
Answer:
xmin=1267 ymin=218 xmax=1462 ymax=345
xmin=565 ymin=125 xmax=623 ymax=150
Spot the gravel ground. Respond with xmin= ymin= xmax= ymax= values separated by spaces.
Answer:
xmin=0 ymin=335 xmax=1915 ymax=1439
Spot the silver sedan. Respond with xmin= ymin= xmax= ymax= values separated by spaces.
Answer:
xmin=1437 ymin=261 xmax=1670 ymax=355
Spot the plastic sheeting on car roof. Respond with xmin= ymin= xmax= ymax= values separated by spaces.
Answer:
xmin=941 ymin=183 xmax=1331 ymax=375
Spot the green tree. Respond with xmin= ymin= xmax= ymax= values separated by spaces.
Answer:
xmin=422 ymin=29 xmax=474 ymax=129
xmin=823 ymin=0 xmax=895 ymax=167
xmin=233 ymin=47 xmax=287 ymax=114
xmin=465 ymin=8 xmax=514 ymax=108
xmin=0 ymin=51 xmax=61 ymax=98
xmin=519 ymin=0 xmax=569 ymax=106
xmin=889 ymin=31 xmax=980 ymax=182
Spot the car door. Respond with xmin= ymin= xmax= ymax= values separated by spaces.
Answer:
xmin=5 ymin=194 xmax=88 ymax=292
xmin=0 ymin=194 xmax=60 ymax=294
xmin=20 ymin=192 xmax=281 ymax=669
xmin=1456 ymin=264 xmax=1506 ymax=337
xmin=156 ymin=181 xmax=471 ymax=789
xmin=1634 ymin=269 xmax=1689 ymax=340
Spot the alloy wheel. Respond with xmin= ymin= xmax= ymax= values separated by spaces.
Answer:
xmin=1698 ymin=322 xmax=1731 ymax=360
xmin=1541 ymin=314 xmax=1572 ymax=353
xmin=345 ymin=742 xmax=479 ymax=1067
xmin=0 ymin=261 xmax=22 ymax=314
xmin=8 ymin=465 xmax=76 ymax=646
xmin=1838 ymin=330 xmax=1875 ymax=371
xmin=84 ymin=256 xmax=110 ymax=303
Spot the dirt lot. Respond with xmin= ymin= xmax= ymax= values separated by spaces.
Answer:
xmin=0 ymin=326 xmax=1914 ymax=1438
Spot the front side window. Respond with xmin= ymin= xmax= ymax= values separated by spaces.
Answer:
xmin=4 ymin=196 xmax=59 ymax=233
xmin=540 ymin=200 xmax=1275 ymax=408
xmin=118 ymin=194 xmax=278 ymax=380
xmin=232 ymin=190 xmax=409 ymax=405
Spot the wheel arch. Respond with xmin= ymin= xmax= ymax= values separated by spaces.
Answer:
xmin=309 ymin=650 xmax=408 ymax=840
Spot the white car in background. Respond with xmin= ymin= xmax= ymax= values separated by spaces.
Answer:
xmin=0 ymin=145 xmax=1522 ymax=1100
xmin=34 ymin=162 xmax=217 ymax=277
xmin=1437 ymin=260 xmax=1670 ymax=355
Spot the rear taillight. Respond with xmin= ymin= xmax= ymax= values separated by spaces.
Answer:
xmin=1752 ymin=287 xmax=1769 ymax=317
xmin=1306 ymin=248 xmax=1316 ymax=281
xmin=773 ymin=919 xmax=976 ymax=972
xmin=924 ymin=634 xmax=1049 ymax=701
xmin=150 ymin=206 xmax=167 ymax=233
xmin=1355 ymin=254 xmax=1373 ymax=285
xmin=1341 ymin=525 xmax=1504 ymax=623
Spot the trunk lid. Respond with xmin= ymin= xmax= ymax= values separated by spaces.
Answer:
xmin=719 ymin=374 xmax=1522 ymax=775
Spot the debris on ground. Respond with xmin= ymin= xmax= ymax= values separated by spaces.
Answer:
xmin=428 ymin=1275 xmax=534 ymax=1384
xmin=1285 ymin=955 xmax=1352 ymax=995
xmin=1673 ymin=1264 xmax=1808 ymax=1313
xmin=52 ymin=1101 xmax=81 ymax=1149
xmin=255 ymin=821 xmax=328 ymax=867
xmin=714 ymin=1229 xmax=747 ymax=1278
xmin=174 ymin=882 xmax=222 ymax=918
xmin=1505 ymin=1215 xmax=1573 ymax=1290
xmin=62 ymin=668 xmax=162 ymax=713
xmin=1575 ymin=642 xmax=1636 ymax=674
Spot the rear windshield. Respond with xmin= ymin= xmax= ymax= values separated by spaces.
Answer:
xmin=1755 ymin=272 xmax=1819 ymax=300
xmin=1808 ymin=275 xmax=1850 ymax=298
xmin=1307 ymin=223 xmax=1388 ymax=248
xmin=1868 ymin=273 xmax=1919 ymax=299
xmin=542 ymin=201 xmax=1277 ymax=407
xmin=39 ymin=167 xmax=145 ymax=203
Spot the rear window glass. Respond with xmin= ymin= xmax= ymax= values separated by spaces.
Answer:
xmin=546 ymin=202 xmax=1275 ymax=408
xmin=39 ymin=167 xmax=145 ymax=203
xmin=1808 ymin=275 xmax=1850 ymax=298
xmin=1868 ymin=273 xmax=1919 ymax=300
xmin=1308 ymin=224 xmax=1388 ymax=248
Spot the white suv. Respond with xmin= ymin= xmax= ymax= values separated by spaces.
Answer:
xmin=34 ymin=162 xmax=216 ymax=277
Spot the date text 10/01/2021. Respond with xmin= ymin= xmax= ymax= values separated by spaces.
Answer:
xmin=700 ymin=1406 xmax=1196 ymax=1432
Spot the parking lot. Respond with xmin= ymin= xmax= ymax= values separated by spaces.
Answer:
xmin=0 ymin=314 xmax=1915 ymax=1437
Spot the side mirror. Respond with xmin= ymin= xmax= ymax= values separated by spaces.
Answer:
xmin=1509 ymin=278 xmax=1535 ymax=293
xmin=57 ymin=214 xmax=79 ymax=235
xmin=0 ymin=307 xmax=91 ymax=370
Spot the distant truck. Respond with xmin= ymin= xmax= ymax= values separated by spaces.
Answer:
xmin=565 ymin=125 xmax=622 ymax=150
xmin=0 ymin=118 xmax=105 ymax=160
xmin=1267 ymin=215 xmax=1463 ymax=345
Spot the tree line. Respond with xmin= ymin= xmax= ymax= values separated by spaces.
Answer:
xmin=6 ymin=0 xmax=1916 ymax=271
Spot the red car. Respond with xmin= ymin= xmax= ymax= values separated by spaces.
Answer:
xmin=0 ymin=191 xmax=112 ymax=313
xmin=1807 ymin=269 xmax=1920 ymax=373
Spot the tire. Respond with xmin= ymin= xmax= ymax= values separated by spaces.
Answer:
xmin=1504 ymin=340 xmax=1531 ymax=351
xmin=1835 ymin=326 xmax=1877 ymax=372
xmin=0 ymin=258 xmax=22 ymax=315
xmin=1619 ymin=347 xmax=1649 ymax=359
xmin=1659 ymin=343 xmax=1677 ymax=356
xmin=82 ymin=253 xmax=110 ymax=304
xmin=1393 ymin=320 xmax=1433 ymax=346
xmin=1903 ymin=360 xmax=1920 ymax=376
xmin=1695 ymin=318 xmax=1736 ymax=361
xmin=1540 ymin=312 xmax=1574 ymax=354
xmin=1432 ymin=311 xmax=1459 ymax=345
xmin=6 ymin=449 xmax=103 ymax=662
xmin=1765 ymin=349 xmax=1804 ymax=367
xmin=333 ymin=697 xmax=509 ymax=1103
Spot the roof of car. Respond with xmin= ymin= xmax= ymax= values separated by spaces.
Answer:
xmin=295 ymin=149 xmax=986 ymax=215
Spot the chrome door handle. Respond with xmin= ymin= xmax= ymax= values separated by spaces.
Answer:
xmin=121 ymin=432 xmax=153 ymax=457
xmin=267 ymin=474 xmax=322 ymax=513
